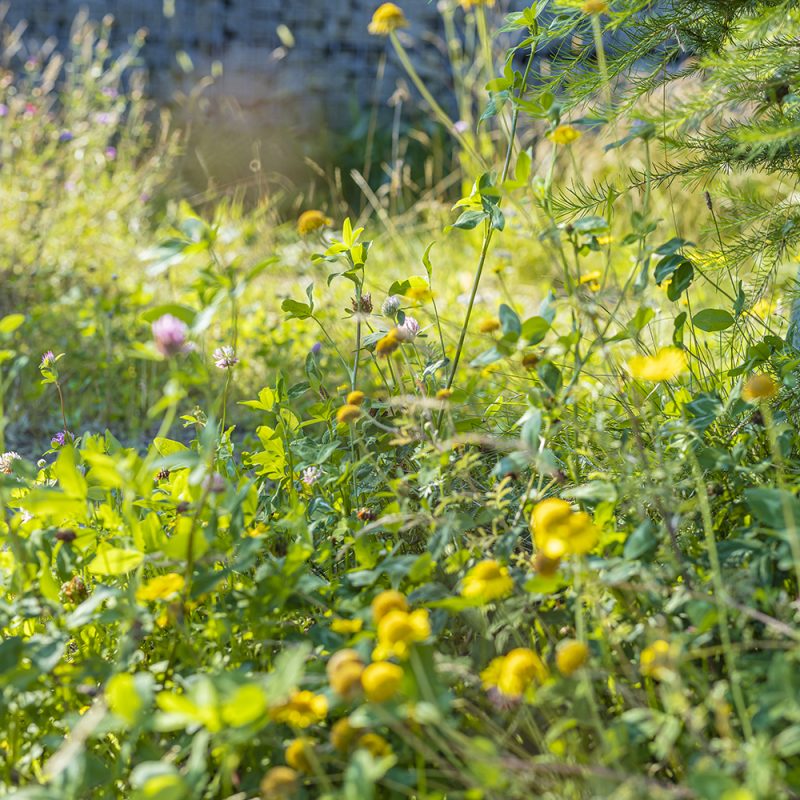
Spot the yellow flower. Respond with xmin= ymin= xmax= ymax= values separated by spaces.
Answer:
xmin=555 ymin=640 xmax=589 ymax=676
xmin=371 ymin=590 xmax=408 ymax=623
xmin=327 ymin=650 xmax=365 ymax=699
xmin=628 ymin=347 xmax=686 ymax=382
xmin=361 ymin=661 xmax=404 ymax=702
xmin=435 ymin=388 xmax=452 ymax=400
xmin=330 ymin=717 xmax=359 ymax=753
xmin=481 ymin=648 xmax=548 ymax=698
xmin=331 ymin=618 xmax=363 ymax=635
xmin=373 ymin=608 xmax=430 ymax=661
xmin=285 ymin=738 xmax=315 ymax=773
xmin=271 ymin=691 xmax=328 ymax=728
xmin=548 ymin=124 xmax=582 ymax=146
xmin=579 ymin=270 xmax=602 ymax=291
xmin=461 ymin=559 xmax=514 ymax=604
xmin=581 ymin=0 xmax=608 ymax=13
xmin=136 ymin=573 xmax=185 ymax=603
xmin=336 ymin=404 xmax=361 ymax=424
xmin=260 ymin=766 xmax=299 ymax=798
xmin=297 ymin=209 xmax=332 ymax=235
xmin=458 ymin=0 xmax=496 ymax=8
xmin=346 ymin=390 xmax=366 ymax=406
xmin=357 ymin=732 xmax=392 ymax=757
xmin=531 ymin=498 xmax=599 ymax=559
xmin=368 ymin=3 xmax=408 ymax=35
xmin=742 ymin=373 xmax=778 ymax=402
xmin=375 ymin=329 xmax=400 ymax=358
xmin=478 ymin=317 xmax=501 ymax=333
xmin=640 ymin=639 xmax=673 ymax=680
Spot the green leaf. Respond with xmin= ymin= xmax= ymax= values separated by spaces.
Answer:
xmin=499 ymin=304 xmax=521 ymax=339
xmin=667 ymin=261 xmax=694 ymax=301
xmin=521 ymin=316 xmax=549 ymax=345
xmin=139 ymin=304 xmax=196 ymax=325
xmin=0 ymin=314 xmax=25 ymax=335
xmin=693 ymin=308 xmax=735 ymax=332
xmin=451 ymin=209 xmax=489 ymax=230
xmin=745 ymin=488 xmax=800 ymax=529
xmin=87 ymin=546 xmax=144 ymax=576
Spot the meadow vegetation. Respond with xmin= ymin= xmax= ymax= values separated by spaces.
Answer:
xmin=2 ymin=1 xmax=800 ymax=798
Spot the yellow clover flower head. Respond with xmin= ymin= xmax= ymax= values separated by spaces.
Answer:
xmin=368 ymin=3 xmax=408 ymax=35
xmin=742 ymin=373 xmax=778 ymax=402
xmin=371 ymin=589 xmax=408 ymax=623
xmin=336 ymin=404 xmax=361 ymax=424
xmin=481 ymin=647 xmax=548 ymax=698
xmin=259 ymin=766 xmax=299 ymax=798
xmin=271 ymin=690 xmax=328 ymax=728
xmin=628 ymin=347 xmax=686 ymax=382
xmin=555 ymin=639 xmax=589 ymax=676
xmin=640 ymin=639 xmax=674 ymax=680
xmin=361 ymin=661 xmax=404 ymax=702
xmin=297 ymin=209 xmax=332 ymax=235
xmin=458 ymin=0 xmax=496 ymax=8
xmin=478 ymin=317 xmax=501 ymax=334
xmin=346 ymin=390 xmax=366 ymax=406
xmin=330 ymin=717 xmax=359 ymax=753
xmin=373 ymin=608 xmax=431 ymax=660
xmin=531 ymin=498 xmax=599 ymax=559
xmin=330 ymin=617 xmax=363 ymax=635
xmin=375 ymin=329 xmax=401 ymax=358
xmin=136 ymin=572 xmax=184 ymax=603
xmin=285 ymin=737 xmax=315 ymax=773
xmin=357 ymin=732 xmax=392 ymax=757
xmin=548 ymin=124 xmax=582 ymax=146
xmin=581 ymin=0 xmax=608 ymax=13
xmin=461 ymin=559 xmax=514 ymax=604
xmin=327 ymin=650 xmax=365 ymax=699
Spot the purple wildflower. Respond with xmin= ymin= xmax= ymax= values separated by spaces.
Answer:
xmin=213 ymin=346 xmax=238 ymax=369
xmin=40 ymin=351 xmax=56 ymax=368
xmin=396 ymin=316 xmax=420 ymax=342
xmin=0 ymin=104 xmax=8 ymax=117
xmin=152 ymin=314 xmax=190 ymax=358
xmin=58 ymin=130 xmax=73 ymax=143
xmin=311 ymin=342 xmax=322 ymax=356
xmin=301 ymin=465 xmax=322 ymax=486
xmin=51 ymin=431 xmax=69 ymax=449
xmin=105 ymin=146 xmax=117 ymax=160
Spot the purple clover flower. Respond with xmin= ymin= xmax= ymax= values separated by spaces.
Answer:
xmin=302 ymin=465 xmax=322 ymax=486
xmin=105 ymin=146 xmax=117 ymax=160
xmin=40 ymin=351 xmax=56 ymax=368
xmin=396 ymin=316 xmax=420 ymax=342
xmin=311 ymin=342 xmax=322 ymax=356
xmin=152 ymin=314 xmax=190 ymax=357
xmin=58 ymin=130 xmax=73 ymax=143
xmin=51 ymin=431 xmax=69 ymax=449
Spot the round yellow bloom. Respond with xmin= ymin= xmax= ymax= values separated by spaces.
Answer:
xmin=327 ymin=648 xmax=362 ymax=678
xmin=375 ymin=329 xmax=400 ymax=357
xmin=478 ymin=317 xmax=501 ymax=333
xmin=458 ymin=0 xmax=496 ymax=8
xmin=330 ymin=717 xmax=359 ymax=753
xmin=579 ymin=270 xmax=601 ymax=292
xmin=297 ymin=209 xmax=332 ymax=235
xmin=373 ymin=608 xmax=430 ymax=661
xmin=361 ymin=661 xmax=403 ymax=703
xmin=329 ymin=660 xmax=364 ymax=699
xmin=640 ymin=639 xmax=673 ymax=680
xmin=435 ymin=388 xmax=452 ymax=400
xmin=371 ymin=590 xmax=408 ymax=623
xmin=628 ymin=347 xmax=686 ymax=382
xmin=136 ymin=572 xmax=185 ymax=602
xmin=481 ymin=648 xmax=548 ymax=698
xmin=581 ymin=0 xmax=608 ymax=13
xmin=368 ymin=3 xmax=408 ymax=35
xmin=548 ymin=124 xmax=582 ymax=145
xmin=330 ymin=617 xmax=363 ymax=635
xmin=271 ymin=691 xmax=328 ymax=728
xmin=260 ymin=765 xmax=299 ymax=799
xmin=336 ymin=404 xmax=361 ymax=424
xmin=357 ymin=732 xmax=392 ymax=757
xmin=742 ymin=373 xmax=778 ymax=402
xmin=461 ymin=559 xmax=514 ymax=604
xmin=555 ymin=639 xmax=589 ymax=676
xmin=346 ymin=390 xmax=366 ymax=406
xmin=285 ymin=738 xmax=315 ymax=773
xmin=531 ymin=498 xmax=599 ymax=559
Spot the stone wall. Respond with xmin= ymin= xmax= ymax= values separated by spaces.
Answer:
xmin=4 ymin=1 xmax=518 ymax=131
